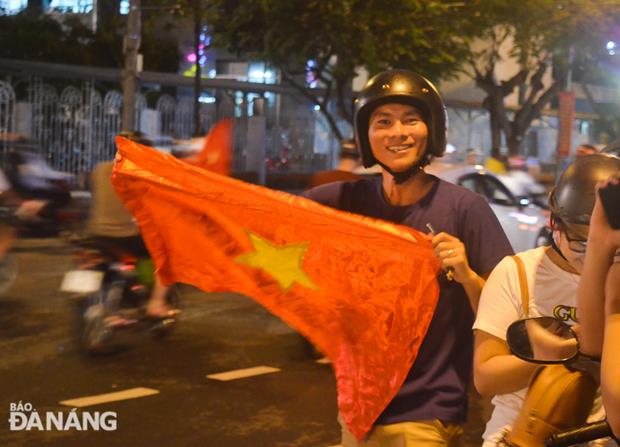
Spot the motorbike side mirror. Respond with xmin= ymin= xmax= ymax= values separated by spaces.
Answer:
xmin=506 ymin=316 xmax=579 ymax=364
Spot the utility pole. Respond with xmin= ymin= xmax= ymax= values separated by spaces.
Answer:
xmin=121 ymin=0 xmax=142 ymax=133
xmin=192 ymin=0 xmax=203 ymax=137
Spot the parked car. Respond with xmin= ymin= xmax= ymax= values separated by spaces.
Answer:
xmin=426 ymin=162 xmax=550 ymax=253
xmin=497 ymin=170 xmax=549 ymax=210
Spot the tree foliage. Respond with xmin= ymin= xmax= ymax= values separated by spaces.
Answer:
xmin=0 ymin=12 xmax=97 ymax=64
xmin=461 ymin=0 xmax=620 ymax=155
xmin=206 ymin=0 xmax=475 ymax=140
xmin=153 ymin=0 xmax=210 ymax=134
xmin=0 ymin=7 xmax=179 ymax=72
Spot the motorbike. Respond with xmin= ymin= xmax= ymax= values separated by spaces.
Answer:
xmin=2 ymin=141 xmax=85 ymax=237
xmin=60 ymin=237 xmax=179 ymax=354
xmin=506 ymin=316 xmax=618 ymax=446
xmin=0 ymin=190 xmax=86 ymax=298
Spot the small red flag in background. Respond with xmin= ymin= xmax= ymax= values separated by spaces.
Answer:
xmin=183 ymin=118 xmax=233 ymax=176
xmin=112 ymin=137 xmax=440 ymax=441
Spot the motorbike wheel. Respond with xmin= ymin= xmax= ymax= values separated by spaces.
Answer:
xmin=0 ymin=253 xmax=18 ymax=296
xmin=80 ymin=282 xmax=123 ymax=354
xmin=82 ymin=302 xmax=114 ymax=353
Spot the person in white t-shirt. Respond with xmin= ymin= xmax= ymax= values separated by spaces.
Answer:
xmin=473 ymin=154 xmax=620 ymax=446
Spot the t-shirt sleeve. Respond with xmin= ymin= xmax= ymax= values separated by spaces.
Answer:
xmin=301 ymin=182 xmax=343 ymax=208
xmin=461 ymin=193 xmax=514 ymax=276
xmin=473 ymin=255 xmax=522 ymax=340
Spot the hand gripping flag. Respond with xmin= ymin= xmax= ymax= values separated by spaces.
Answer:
xmin=112 ymin=137 xmax=440 ymax=441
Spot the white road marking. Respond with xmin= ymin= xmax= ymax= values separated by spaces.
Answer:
xmin=206 ymin=365 xmax=281 ymax=381
xmin=59 ymin=387 xmax=160 ymax=407
xmin=316 ymin=357 xmax=331 ymax=364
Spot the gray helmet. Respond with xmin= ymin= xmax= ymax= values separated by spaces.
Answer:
xmin=353 ymin=69 xmax=447 ymax=168
xmin=549 ymin=153 xmax=620 ymax=225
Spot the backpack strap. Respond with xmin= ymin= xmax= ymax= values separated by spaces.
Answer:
xmin=511 ymin=255 xmax=529 ymax=318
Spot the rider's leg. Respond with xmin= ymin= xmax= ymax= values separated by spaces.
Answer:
xmin=145 ymin=275 xmax=178 ymax=318
xmin=124 ymin=235 xmax=178 ymax=318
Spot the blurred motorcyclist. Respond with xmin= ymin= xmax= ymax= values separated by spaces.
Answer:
xmin=87 ymin=131 xmax=178 ymax=319
xmin=4 ymin=134 xmax=73 ymax=221
xmin=0 ymin=142 xmax=55 ymax=294
xmin=0 ymin=133 xmax=59 ymax=228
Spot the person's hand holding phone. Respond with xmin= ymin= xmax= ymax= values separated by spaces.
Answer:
xmin=599 ymin=177 xmax=620 ymax=230
xmin=590 ymin=176 xmax=620 ymax=253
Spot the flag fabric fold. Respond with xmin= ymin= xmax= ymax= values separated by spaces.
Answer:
xmin=112 ymin=137 xmax=440 ymax=441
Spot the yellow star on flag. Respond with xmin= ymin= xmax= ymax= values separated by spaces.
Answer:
xmin=235 ymin=232 xmax=318 ymax=291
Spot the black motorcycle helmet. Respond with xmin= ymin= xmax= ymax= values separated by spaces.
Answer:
xmin=353 ymin=69 xmax=447 ymax=176
xmin=549 ymin=153 xmax=620 ymax=225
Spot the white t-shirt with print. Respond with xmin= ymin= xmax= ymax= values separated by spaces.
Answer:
xmin=473 ymin=246 xmax=581 ymax=444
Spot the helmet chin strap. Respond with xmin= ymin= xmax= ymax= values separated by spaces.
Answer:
xmin=376 ymin=157 xmax=430 ymax=184
xmin=550 ymin=226 xmax=569 ymax=262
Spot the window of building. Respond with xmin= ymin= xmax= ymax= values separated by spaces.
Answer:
xmin=0 ymin=0 xmax=27 ymax=14
xmin=49 ymin=0 xmax=92 ymax=13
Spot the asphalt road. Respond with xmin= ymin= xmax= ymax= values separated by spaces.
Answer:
xmin=0 ymin=237 xmax=491 ymax=447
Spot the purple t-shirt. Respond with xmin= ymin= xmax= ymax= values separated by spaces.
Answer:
xmin=303 ymin=176 xmax=513 ymax=425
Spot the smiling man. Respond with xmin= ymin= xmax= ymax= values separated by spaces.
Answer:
xmin=303 ymin=69 xmax=512 ymax=447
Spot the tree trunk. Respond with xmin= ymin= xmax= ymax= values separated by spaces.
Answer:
xmin=476 ymin=67 xmax=531 ymax=158
xmin=482 ymin=91 xmax=505 ymax=156
xmin=335 ymin=74 xmax=354 ymax=125
xmin=25 ymin=0 xmax=44 ymax=14
xmin=506 ymin=131 xmax=523 ymax=156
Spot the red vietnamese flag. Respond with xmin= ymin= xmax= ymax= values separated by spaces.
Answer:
xmin=112 ymin=137 xmax=440 ymax=441
xmin=185 ymin=118 xmax=232 ymax=175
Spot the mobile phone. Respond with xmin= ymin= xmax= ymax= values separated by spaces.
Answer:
xmin=599 ymin=182 xmax=620 ymax=229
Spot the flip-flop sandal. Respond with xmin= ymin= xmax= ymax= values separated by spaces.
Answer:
xmin=144 ymin=309 xmax=181 ymax=320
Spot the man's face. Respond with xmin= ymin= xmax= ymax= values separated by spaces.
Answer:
xmin=368 ymin=103 xmax=428 ymax=173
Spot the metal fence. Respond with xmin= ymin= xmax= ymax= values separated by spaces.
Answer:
xmin=0 ymin=80 xmax=15 ymax=158
xmin=0 ymin=78 xmax=217 ymax=184
xmin=0 ymin=59 xmax=348 ymax=187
